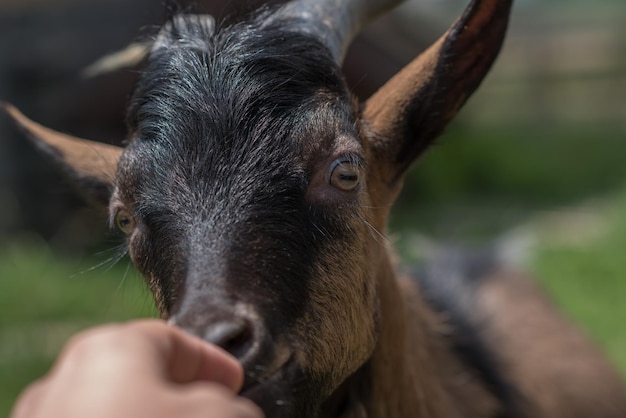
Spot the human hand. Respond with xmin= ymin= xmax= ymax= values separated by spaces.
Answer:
xmin=10 ymin=319 xmax=264 ymax=418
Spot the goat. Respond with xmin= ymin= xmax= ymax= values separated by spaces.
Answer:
xmin=3 ymin=0 xmax=626 ymax=417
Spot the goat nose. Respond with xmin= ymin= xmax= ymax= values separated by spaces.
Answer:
xmin=204 ymin=318 xmax=254 ymax=360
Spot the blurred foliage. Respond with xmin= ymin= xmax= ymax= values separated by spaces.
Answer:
xmin=391 ymin=123 xmax=626 ymax=237
xmin=403 ymin=124 xmax=626 ymax=205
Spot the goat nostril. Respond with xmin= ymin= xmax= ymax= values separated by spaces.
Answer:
xmin=204 ymin=320 xmax=253 ymax=360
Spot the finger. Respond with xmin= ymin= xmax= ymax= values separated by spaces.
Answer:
xmin=10 ymin=378 xmax=49 ymax=418
xmin=123 ymin=320 xmax=244 ymax=390
xmin=52 ymin=320 xmax=244 ymax=391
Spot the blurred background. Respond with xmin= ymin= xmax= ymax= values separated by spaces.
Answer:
xmin=1 ymin=0 xmax=625 ymax=414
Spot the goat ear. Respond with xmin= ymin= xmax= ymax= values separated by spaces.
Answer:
xmin=2 ymin=103 xmax=122 ymax=207
xmin=363 ymin=0 xmax=512 ymax=188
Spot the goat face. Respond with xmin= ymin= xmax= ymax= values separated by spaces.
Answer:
xmin=3 ymin=0 xmax=512 ymax=416
xmin=113 ymin=17 xmax=378 ymax=415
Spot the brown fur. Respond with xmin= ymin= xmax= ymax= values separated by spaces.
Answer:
xmin=476 ymin=268 xmax=626 ymax=417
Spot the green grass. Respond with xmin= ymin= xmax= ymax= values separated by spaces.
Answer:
xmin=0 ymin=235 xmax=157 ymax=417
xmin=532 ymin=192 xmax=626 ymax=374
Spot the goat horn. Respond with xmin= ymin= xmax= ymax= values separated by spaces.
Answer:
xmin=82 ymin=42 xmax=150 ymax=78
xmin=271 ymin=0 xmax=404 ymax=63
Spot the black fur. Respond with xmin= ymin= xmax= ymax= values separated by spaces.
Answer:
xmin=121 ymin=9 xmax=351 ymax=301
xmin=116 ymin=10 xmax=360 ymax=418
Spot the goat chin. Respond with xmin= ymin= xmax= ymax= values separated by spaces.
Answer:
xmin=240 ymin=359 xmax=321 ymax=418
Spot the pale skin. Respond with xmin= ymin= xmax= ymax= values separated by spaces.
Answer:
xmin=10 ymin=320 xmax=264 ymax=418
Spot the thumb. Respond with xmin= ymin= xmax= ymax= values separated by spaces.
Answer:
xmin=126 ymin=320 xmax=244 ymax=391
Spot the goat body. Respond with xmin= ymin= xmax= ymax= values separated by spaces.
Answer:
xmin=3 ymin=0 xmax=626 ymax=417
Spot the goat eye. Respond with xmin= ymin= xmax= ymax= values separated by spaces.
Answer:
xmin=328 ymin=158 xmax=361 ymax=191
xmin=115 ymin=209 xmax=135 ymax=235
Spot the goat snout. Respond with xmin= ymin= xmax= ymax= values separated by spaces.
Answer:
xmin=168 ymin=304 xmax=264 ymax=363
xmin=203 ymin=318 xmax=254 ymax=360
